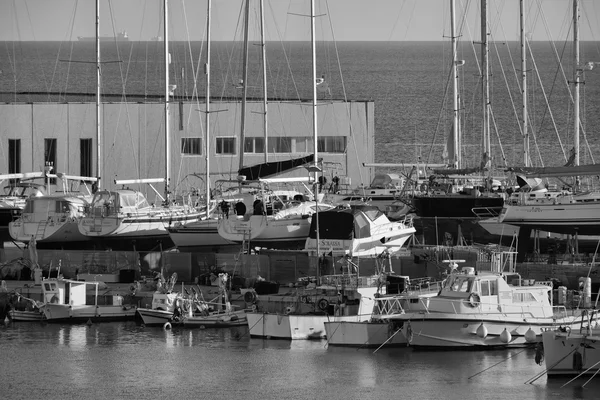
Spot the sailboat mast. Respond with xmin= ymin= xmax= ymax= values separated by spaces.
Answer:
xmin=238 ymin=0 xmax=251 ymax=172
xmin=95 ymin=0 xmax=102 ymax=188
xmin=310 ymin=0 xmax=320 ymax=260
xmin=520 ymin=0 xmax=529 ymax=167
xmin=205 ymin=0 xmax=212 ymax=209
xmin=164 ymin=0 xmax=171 ymax=203
xmin=450 ymin=0 xmax=460 ymax=169
xmin=260 ymin=0 xmax=268 ymax=163
xmin=481 ymin=0 xmax=491 ymax=163
xmin=573 ymin=0 xmax=580 ymax=168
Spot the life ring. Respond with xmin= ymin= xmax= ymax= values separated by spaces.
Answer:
xmin=317 ymin=298 xmax=329 ymax=311
xmin=163 ymin=322 xmax=172 ymax=330
xmin=50 ymin=294 xmax=59 ymax=304
xmin=244 ymin=291 xmax=257 ymax=303
xmin=467 ymin=293 xmax=480 ymax=308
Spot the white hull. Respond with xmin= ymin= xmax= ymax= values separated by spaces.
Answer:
xmin=542 ymin=329 xmax=600 ymax=376
xmin=137 ymin=308 xmax=174 ymax=326
xmin=306 ymin=226 xmax=414 ymax=257
xmin=499 ymin=200 xmax=600 ymax=235
xmin=324 ymin=320 xmax=407 ymax=347
xmin=79 ymin=213 xmax=199 ymax=238
xmin=9 ymin=220 xmax=89 ymax=244
xmin=247 ymin=313 xmax=370 ymax=340
xmin=398 ymin=312 xmax=596 ymax=348
xmin=42 ymin=304 xmax=137 ymax=322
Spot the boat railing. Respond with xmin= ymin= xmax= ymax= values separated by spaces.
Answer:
xmin=407 ymin=277 xmax=443 ymax=294
xmin=471 ymin=206 xmax=501 ymax=218
xmin=373 ymin=296 xmax=405 ymax=316
xmin=417 ymin=297 xmax=560 ymax=319
xmin=320 ymin=274 xmax=379 ymax=288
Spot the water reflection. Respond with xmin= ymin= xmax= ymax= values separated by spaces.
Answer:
xmin=2 ymin=322 xmax=600 ymax=399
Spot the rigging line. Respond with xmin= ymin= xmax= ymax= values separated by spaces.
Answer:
xmin=107 ymin=0 xmax=140 ymax=181
xmin=468 ymin=347 xmax=529 ymax=380
xmin=323 ymin=0 xmax=365 ymax=185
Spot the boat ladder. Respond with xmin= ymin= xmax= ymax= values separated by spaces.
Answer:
xmin=241 ymin=228 xmax=251 ymax=254
xmin=35 ymin=221 xmax=47 ymax=239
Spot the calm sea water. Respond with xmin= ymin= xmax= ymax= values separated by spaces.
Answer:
xmin=1 ymin=40 xmax=599 ymax=171
xmin=1 ymin=321 xmax=600 ymax=400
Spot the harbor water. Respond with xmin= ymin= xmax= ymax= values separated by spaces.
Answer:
xmin=2 ymin=321 xmax=600 ymax=399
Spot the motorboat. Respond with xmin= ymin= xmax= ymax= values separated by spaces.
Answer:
xmin=324 ymin=276 xmax=442 ymax=347
xmin=388 ymin=252 xmax=598 ymax=348
xmin=0 ymin=172 xmax=47 ymax=242
xmin=40 ymin=277 xmax=137 ymax=323
xmin=304 ymin=204 xmax=416 ymax=257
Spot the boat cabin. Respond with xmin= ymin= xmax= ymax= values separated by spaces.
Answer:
xmin=88 ymin=189 xmax=151 ymax=217
xmin=429 ymin=268 xmax=554 ymax=317
xmin=42 ymin=278 xmax=103 ymax=306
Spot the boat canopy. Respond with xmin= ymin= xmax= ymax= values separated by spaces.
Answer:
xmin=369 ymin=173 xmax=403 ymax=189
xmin=308 ymin=205 xmax=384 ymax=240
xmin=238 ymin=154 xmax=315 ymax=180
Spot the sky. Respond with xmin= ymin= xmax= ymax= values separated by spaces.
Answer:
xmin=0 ymin=0 xmax=599 ymax=42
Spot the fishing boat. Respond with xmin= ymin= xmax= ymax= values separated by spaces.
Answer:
xmin=7 ymin=292 xmax=45 ymax=322
xmin=388 ymin=252 xmax=598 ymax=348
xmin=304 ymin=204 xmax=416 ymax=257
xmin=40 ymin=277 xmax=137 ymax=323
xmin=324 ymin=276 xmax=442 ymax=347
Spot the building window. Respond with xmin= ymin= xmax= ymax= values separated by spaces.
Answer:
xmin=318 ymin=136 xmax=346 ymax=153
xmin=216 ymin=137 xmax=236 ymax=155
xmin=8 ymin=139 xmax=21 ymax=175
xmin=44 ymin=138 xmax=57 ymax=184
xmin=181 ymin=137 xmax=202 ymax=155
xmin=244 ymin=137 xmax=265 ymax=154
xmin=294 ymin=137 xmax=313 ymax=153
xmin=267 ymin=137 xmax=292 ymax=153
xmin=80 ymin=139 xmax=93 ymax=177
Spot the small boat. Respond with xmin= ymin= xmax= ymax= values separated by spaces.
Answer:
xmin=40 ymin=278 xmax=137 ymax=323
xmin=389 ymin=252 xmax=599 ymax=348
xmin=324 ymin=276 xmax=443 ymax=347
xmin=137 ymin=272 xmax=248 ymax=329
xmin=7 ymin=292 xmax=45 ymax=322
xmin=304 ymin=204 xmax=416 ymax=257
xmin=539 ymin=318 xmax=600 ymax=376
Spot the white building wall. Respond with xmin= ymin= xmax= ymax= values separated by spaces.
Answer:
xmin=1 ymin=100 xmax=374 ymax=200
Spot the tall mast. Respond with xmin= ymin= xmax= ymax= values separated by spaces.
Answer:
xmin=481 ymin=0 xmax=491 ymax=164
xmin=260 ymin=0 xmax=268 ymax=163
xmin=573 ymin=0 xmax=580 ymax=168
xmin=238 ymin=0 xmax=251 ymax=171
xmin=164 ymin=0 xmax=171 ymax=202
xmin=95 ymin=0 xmax=102 ymax=188
xmin=520 ymin=0 xmax=529 ymax=167
xmin=310 ymin=0 xmax=320 ymax=260
xmin=450 ymin=0 xmax=460 ymax=169
xmin=205 ymin=0 xmax=212 ymax=209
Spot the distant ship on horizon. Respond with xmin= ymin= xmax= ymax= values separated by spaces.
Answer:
xmin=78 ymin=30 xmax=129 ymax=42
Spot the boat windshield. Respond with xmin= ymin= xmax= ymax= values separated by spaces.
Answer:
xmin=446 ymin=275 xmax=474 ymax=293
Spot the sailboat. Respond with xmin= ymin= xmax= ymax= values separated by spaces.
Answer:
xmin=77 ymin=0 xmax=203 ymax=251
xmin=410 ymin=0 xmax=505 ymax=246
xmin=497 ymin=0 xmax=600 ymax=247
xmin=0 ymin=172 xmax=47 ymax=242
